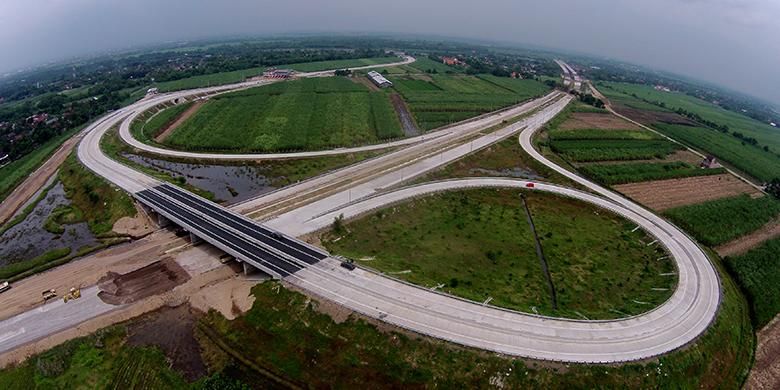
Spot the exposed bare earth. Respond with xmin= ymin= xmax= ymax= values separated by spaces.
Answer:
xmin=614 ymin=174 xmax=762 ymax=211
xmin=0 ymin=135 xmax=79 ymax=226
xmin=716 ymin=217 xmax=780 ymax=257
xmin=611 ymin=105 xmax=696 ymax=127
xmin=98 ymin=258 xmax=190 ymax=305
xmin=0 ymin=230 xmax=184 ymax=322
xmin=111 ymin=202 xmax=155 ymax=238
xmin=559 ymin=112 xmax=640 ymax=130
xmin=154 ymin=100 xmax=204 ymax=143
xmin=746 ymin=314 xmax=780 ymax=389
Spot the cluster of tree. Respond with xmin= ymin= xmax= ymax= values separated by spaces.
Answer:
xmin=766 ymin=178 xmax=780 ymax=199
xmin=571 ymin=90 xmax=605 ymax=108
xmin=334 ymin=69 xmax=352 ymax=76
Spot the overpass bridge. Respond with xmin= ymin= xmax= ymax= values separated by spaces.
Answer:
xmin=135 ymin=183 xmax=327 ymax=278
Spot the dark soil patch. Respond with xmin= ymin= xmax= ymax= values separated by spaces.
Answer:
xmin=98 ymin=258 xmax=190 ymax=305
xmin=613 ymin=105 xmax=697 ymax=127
xmin=127 ymin=304 xmax=207 ymax=381
xmin=390 ymin=93 xmax=420 ymax=137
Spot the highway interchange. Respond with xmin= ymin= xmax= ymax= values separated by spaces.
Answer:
xmin=0 ymin=57 xmax=721 ymax=364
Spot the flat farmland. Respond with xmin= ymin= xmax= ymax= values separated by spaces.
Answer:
xmin=581 ymin=161 xmax=726 ymax=185
xmin=163 ymin=77 xmax=403 ymax=152
xmin=559 ymin=112 xmax=641 ymax=130
xmin=550 ymin=139 xmax=682 ymax=162
xmin=286 ymin=56 xmax=401 ymax=72
xmin=663 ymin=194 xmax=780 ymax=246
xmin=653 ymin=123 xmax=780 ymax=183
xmin=600 ymin=82 xmax=780 ymax=152
xmin=391 ymin=74 xmax=550 ymax=130
xmin=613 ymin=174 xmax=762 ymax=211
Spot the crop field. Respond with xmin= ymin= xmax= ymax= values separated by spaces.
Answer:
xmin=725 ymin=238 xmax=780 ymax=327
xmin=664 ymin=194 xmax=780 ymax=246
xmin=391 ymin=74 xmax=550 ymax=130
xmin=549 ymin=128 xmax=661 ymax=141
xmin=164 ymin=77 xmax=402 ymax=152
xmin=550 ymin=139 xmax=682 ymax=162
xmin=559 ymin=112 xmax=641 ymax=130
xmin=581 ymin=161 xmax=726 ymax=185
xmin=614 ymin=174 xmax=761 ymax=211
xmin=326 ymin=188 xmax=675 ymax=319
xmin=153 ymin=66 xmax=267 ymax=92
xmin=406 ymin=57 xmax=460 ymax=74
xmin=286 ymin=56 xmax=401 ymax=72
xmin=600 ymin=82 xmax=780 ymax=152
xmin=652 ymin=123 xmax=780 ymax=183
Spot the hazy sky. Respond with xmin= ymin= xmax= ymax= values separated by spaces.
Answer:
xmin=1 ymin=0 xmax=778 ymax=106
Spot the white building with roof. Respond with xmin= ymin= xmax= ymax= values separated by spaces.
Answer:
xmin=367 ymin=71 xmax=392 ymax=88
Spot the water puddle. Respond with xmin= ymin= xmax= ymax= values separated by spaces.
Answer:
xmin=0 ymin=182 xmax=98 ymax=266
xmin=122 ymin=154 xmax=275 ymax=203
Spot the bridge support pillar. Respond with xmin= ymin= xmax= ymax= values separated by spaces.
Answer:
xmin=242 ymin=262 xmax=256 ymax=276
xmin=157 ymin=214 xmax=171 ymax=228
xmin=189 ymin=232 xmax=203 ymax=245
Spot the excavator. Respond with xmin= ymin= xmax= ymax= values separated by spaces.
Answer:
xmin=63 ymin=287 xmax=82 ymax=303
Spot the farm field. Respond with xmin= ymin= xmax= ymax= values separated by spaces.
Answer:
xmin=152 ymin=56 xmax=403 ymax=92
xmin=652 ymin=123 xmax=780 ymax=183
xmin=716 ymin=217 xmax=780 ymax=257
xmin=614 ymin=174 xmax=761 ymax=210
xmin=406 ymin=57 xmax=461 ymax=74
xmin=390 ymin=73 xmax=550 ymax=130
xmin=599 ymin=82 xmax=780 ymax=152
xmin=581 ymin=161 xmax=726 ymax=185
xmin=326 ymin=188 xmax=676 ymax=320
xmin=725 ymin=238 xmax=780 ymax=328
xmin=550 ymin=139 xmax=682 ymax=162
xmin=163 ymin=77 xmax=403 ymax=152
xmin=286 ymin=56 xmax=401 ymax=72
xmin=663 ymin=194 xmax=780 ymax=246
xmin=559 ymin=112 xmax=642 ymax=130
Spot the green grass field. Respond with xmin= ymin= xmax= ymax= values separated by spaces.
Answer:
xmin=163 ymin=77 xmax=402 ymax=152
xmin=406 ymin=57 xmax=460 ymax=74
xmin=664 ymin=195 xmax=780 ymax=246
xmin=286 ymin=56 xmax=401 ymax=72
xmin=600 ymin=82 xmax=780 ymax=152
xmin=581 ymin=161 xmax=727 ymax=185
xmin=725 ymin=238 xmax=780 ymax=328
xmin=391 ymin=74 xmax=550 ymax=130
xmin=59 ymin=153 xmax=136 ymax=235
xmin=326 ymin=188 xmax=675 ymax=319
xmin=550 ymin=139 xmax=683 ymax=162
xmin=653 ymin=123 xmax=780 ymax=182
xmin=549 ymin=128 xmax=662 ymax=141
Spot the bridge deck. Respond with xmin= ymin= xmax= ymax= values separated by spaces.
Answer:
xmin=135 ymin=183 xmax=327 ymax=278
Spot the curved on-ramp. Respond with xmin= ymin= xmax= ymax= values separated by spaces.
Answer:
xmin=70 ymin=58 xmax=720 ymax=363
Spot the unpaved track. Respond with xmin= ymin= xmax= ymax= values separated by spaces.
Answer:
xmin=716 ymin=217 xmax=780 ymax=257
xmin=746 ymin=315 xmax=780 ymax=389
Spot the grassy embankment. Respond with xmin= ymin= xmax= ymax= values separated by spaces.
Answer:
xmin=195 ymin=260 xmax=751 ymax=388
xmin=663 ymin=195 xmax=780 ymax=246
xmin=0 ymin=325 xmax=238 ymax=389
xmin=326 ymin=188 xmax=675 ymax=319
xmin=163 ymin=77 xmax=402 ymax=153
xmin=131 ymin=101 xmax=194 ymax=144
xmin=390 ymin=73 xmax=550 ymax=130
xmin=597 ymin=82 xmax=780 ymax=183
